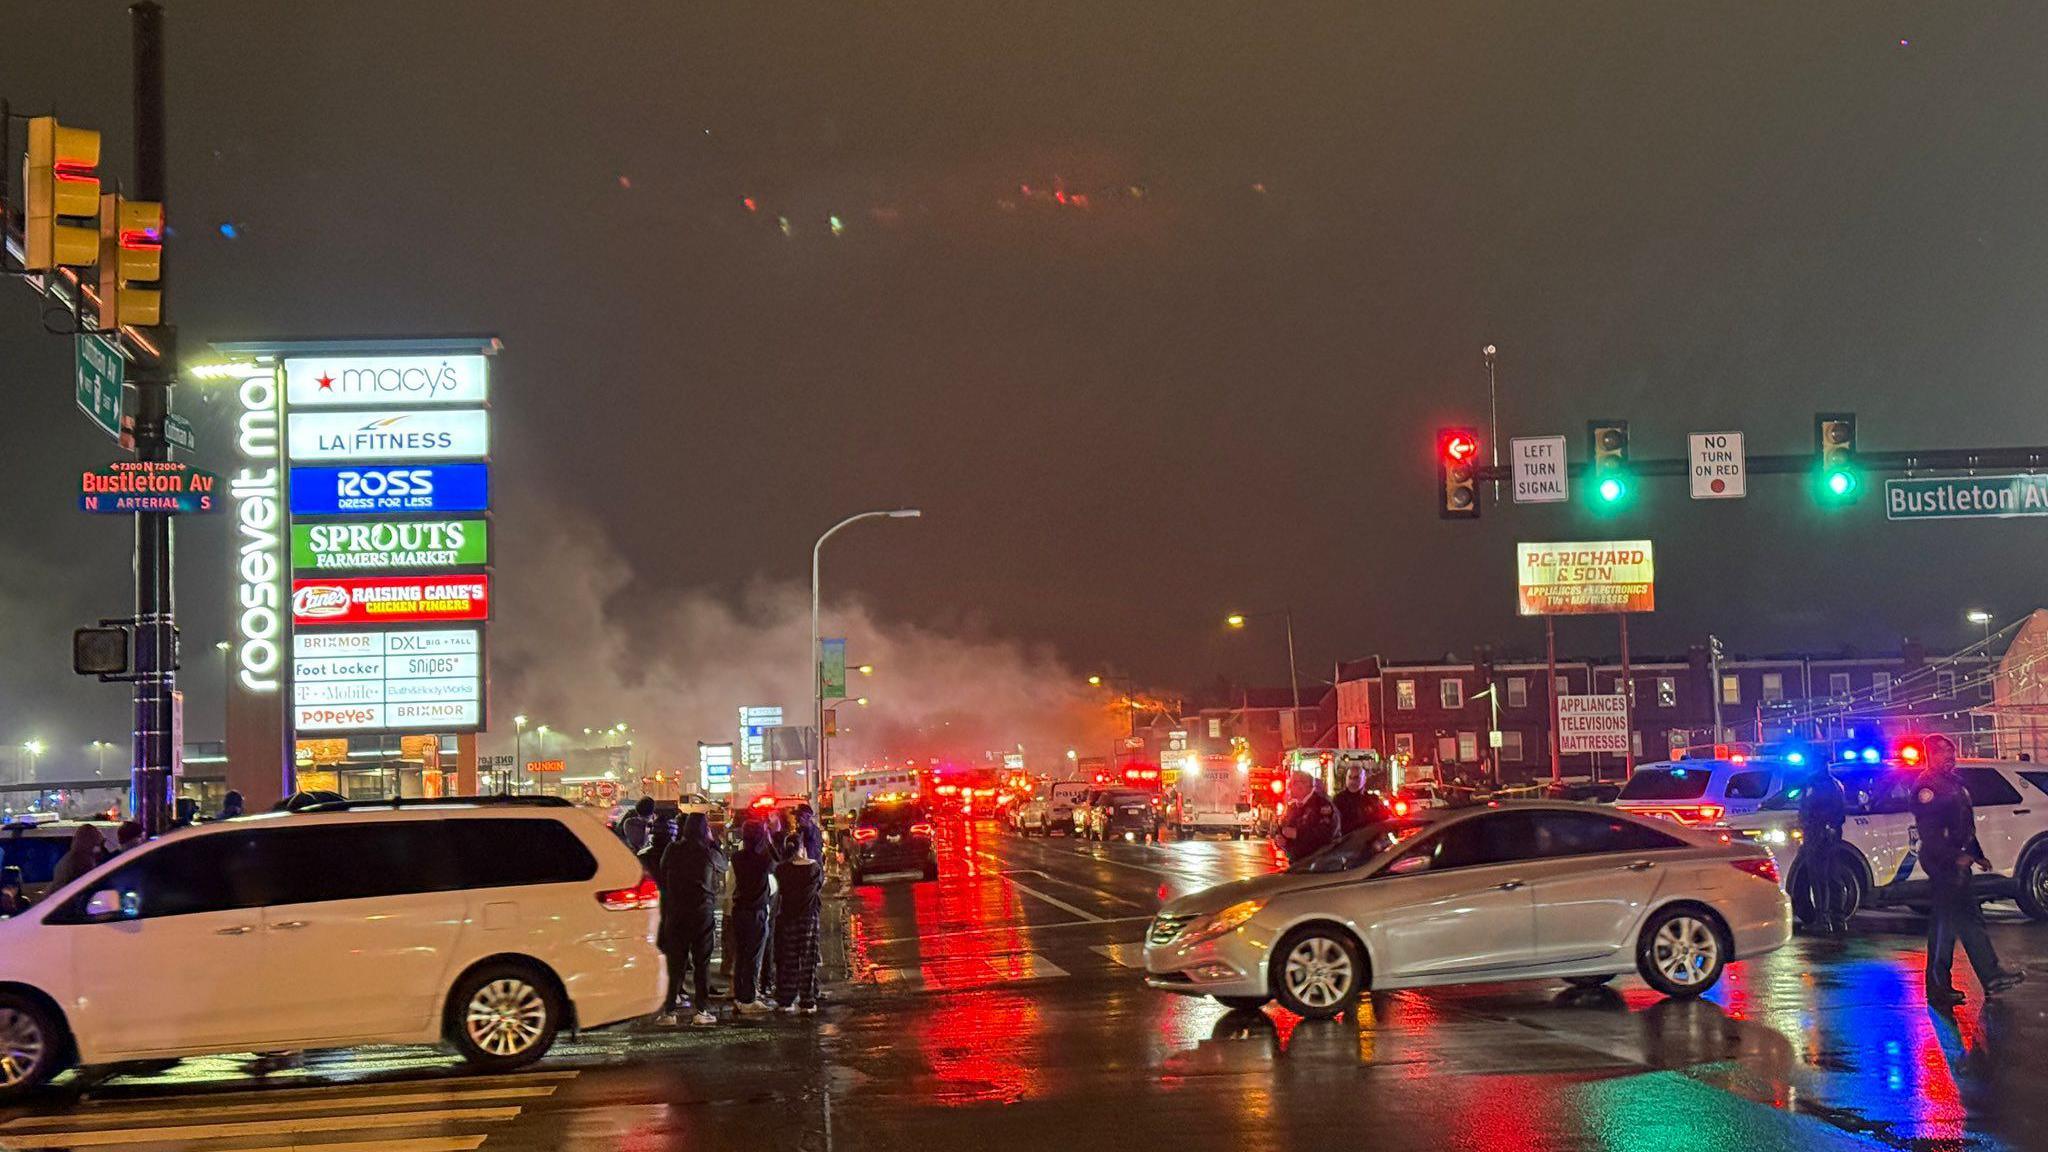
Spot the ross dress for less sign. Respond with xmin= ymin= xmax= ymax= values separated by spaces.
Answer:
xmin=1558 ymin=694 xmax=1630 ymax=754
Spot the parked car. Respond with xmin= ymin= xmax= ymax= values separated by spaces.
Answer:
xmin=1726 ymin=758 xmax=2048 ymax=925
xmin=1614 ymin=757 xmax=1791 ymax=827
xmin=1085 ymin=789 xmax=1166 ymax=843
xmin=1144 ymin=801 xmax=1790 ymax=1017
xmin=848 ymin=798 xmax=939 ymax=885
xmin=0 ymin=797 xmax=665 ymax=1099
xmin=1012 ymin=790 xmax=1075 ymax=836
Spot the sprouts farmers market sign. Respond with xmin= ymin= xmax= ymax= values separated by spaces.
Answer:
xmin=292 ymin=519 xmax=489 ymax=571
xmin=1886 ymin=474 xmax=2048 ymax=521
xmin=1516 ymin=540 xmax=1655 ymax=616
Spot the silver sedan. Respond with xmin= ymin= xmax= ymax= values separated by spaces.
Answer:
xmin=1144 ymin=800 xmax=1791 ymax=1017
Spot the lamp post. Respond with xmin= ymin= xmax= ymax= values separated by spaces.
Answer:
xmin=89 ymin=740 xmax=114 ymax=777
xmin=20 ymin=740 xmax=44 ymax=786
xmin=1967 ymin=609 xmax=1994 ymax=646
xmin=513 ymin=714 xmax=528 ymax=794
xmin=811 ymin=509 xmax=921 ymax=808
xmin=1225 ymin=608 xmax=1302 ymax=728
xmin=535 ymin=724 xmax=550 ymax=797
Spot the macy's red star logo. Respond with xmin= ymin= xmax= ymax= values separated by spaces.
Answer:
xmin=315 ymin=374 xmax=335 ymax=391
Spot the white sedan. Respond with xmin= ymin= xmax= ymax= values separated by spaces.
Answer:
xmin=1144 ymin=800 xmax=1790 ymax=1017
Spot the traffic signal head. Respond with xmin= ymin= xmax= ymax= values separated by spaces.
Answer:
xmin=1437 ymin=426 xmax=1480 ymax=519
xmin=97 ymin=195 xmax=164 ymax=329
xmin=1814 ymin=412 xmax=1857 ymax=502
xmin=21 ymin=117 xmax=102 ymax=270
xmin=1587 ymin=419 xmax=1630 ymax=505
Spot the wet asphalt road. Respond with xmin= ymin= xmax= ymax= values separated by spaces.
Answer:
xmin=12 ymin=820 xmax=2048 ymax=1152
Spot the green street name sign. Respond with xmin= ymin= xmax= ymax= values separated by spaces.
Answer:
xmin=292 ymin=519 xmax=489 ymax=570
xmin=75 ymin=333 xmax=125 ymax=441
xmin=1885 ymin=474 xmax=2048 ymax=521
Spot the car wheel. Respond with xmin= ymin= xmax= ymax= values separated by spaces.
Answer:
xmin=1271 ymin=927 xmax=1365 ymax=1019
xmin=1635 ymin=906 xmax=1727 ymax=998
xmin=2017 ymin=851 xmax=2048 ymax=921
xmin=1213 ymin=995 xmax=1268 ymax=1011
xmin=448 ymin=962 xmax=561 ymax=1071
xmin=0 ymin=993 xmax=66 ymax=1102
xmin=1564 ymin=974 xmax=1617 ymax=989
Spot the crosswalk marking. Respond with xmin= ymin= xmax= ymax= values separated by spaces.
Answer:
xmin=0 ymin=1084 xmax=557 ymax=1132
xmin=873 ymin=951 xmax=1071 ymax=990
xmin=0 ymin=1106 xmax=522 ymax=1149
xmin=1090 ymin=942 xmax=1148 ymax=969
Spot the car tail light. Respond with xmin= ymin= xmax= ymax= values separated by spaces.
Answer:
xmin=909 ymin=822 xmax=934 ymax=836
xmin=597 ymin=874 xmax=660 ymax=911
xmin=1698 ymin=804 xmax=1725 ymax=822
xmin=1731 ymin=857 xmax=1779 ymax=884
xmin=853 ymin=827 xmax=879 ymax=843
xmin=1392 ymin=798 xmax=1410 ymax=817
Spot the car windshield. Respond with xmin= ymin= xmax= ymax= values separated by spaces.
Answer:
xmin=1617 ymin=767 xmax=1712 ymax=801
xmin=1290 ymin=818 xmax=1430 ymax=874
xmin=1762 ymin=769 xmax=1885 ymax=813
xmin=859 ymin=803 xmax=926 ymax=831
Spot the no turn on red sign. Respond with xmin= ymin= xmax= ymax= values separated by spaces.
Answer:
xmin=1688 ymin=432 xmax=1746 ymax=499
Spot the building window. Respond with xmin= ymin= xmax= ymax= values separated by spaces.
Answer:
xmin=1343 ymin=724 xmax=1359 ymax=748
xmin=1396 ymin=680 xmax=1417 ymax=710
xmin=1506 ymin=677 xmax=1528 ymax=709
xmin=1441 ymin=679 xmax=1464 ymax=709
xmin=1761 ymin=673 xmax=1784 ymax=703
xmin=1435 ymin=736 xmax=1457 ymax=763
xmin=1631 ymin=732 xmax=1643 ymax=758
xmin=1721 ymin=675 xmax=1741 ymax=706
xmin=1938 ymin=671 xmax=1957 ymax=697
xmin=1656 ymin=677 xmax=1677 ymax=708
xmin=1874 ymin=671 xmax=1892 ymax=702
xmin=1500 ymin=731 xmax=1525 ymax=762
xmin=1207 ymin=718 xmax=1221 ymax=739
xmin=1394 ymin=733 xmax=1415 ymax=757
xmin=1829 ymin=672 xmax=1851 ymax=698
xmin=1456 ymin=732 xmax=1479 ymax=762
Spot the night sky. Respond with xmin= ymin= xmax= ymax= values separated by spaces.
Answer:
xmin=4 ymin=3 xmax=2047 ymax=766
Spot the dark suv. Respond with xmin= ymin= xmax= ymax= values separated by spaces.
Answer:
xmin=1088 ymin=789 xmax=1165 ymax=843
xmin=849 ymin=800 xmax=939 ymax=886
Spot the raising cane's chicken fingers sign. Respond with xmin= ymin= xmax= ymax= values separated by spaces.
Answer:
xmin=291 ymin=576 xmax=490 ymax=626
xmin=1515 ymin=541 xmax=1655 ymax=616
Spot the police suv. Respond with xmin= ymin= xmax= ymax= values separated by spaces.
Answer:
xmin=1724 ymin=757 xmax=2048 ymax=926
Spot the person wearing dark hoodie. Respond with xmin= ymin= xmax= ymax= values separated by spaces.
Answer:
xmin=657 ymin=813 xmax=725 ymax=1026
xmin=772 ymin=804 xmax=827 ymax=1014
xmin=728 ymin=816 xmax=777 ymax=1013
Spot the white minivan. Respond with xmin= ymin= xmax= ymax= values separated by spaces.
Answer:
xmin=0 ymin=798 xmax=665 ymax=1099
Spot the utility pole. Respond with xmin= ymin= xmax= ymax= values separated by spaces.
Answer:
xmin=129 ymin=1 xmax=177 ymax=835
xmin=1708 ymin=634 xmax=1726 ymax=743
xmin=1483 ymin=345 xmax=1501 ymax=503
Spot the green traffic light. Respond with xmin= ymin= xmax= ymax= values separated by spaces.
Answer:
xmin=1597 ymin=477 xmax=1625 ymax=503
xmin=1826 ymin=470 xmax=1855 ymax=496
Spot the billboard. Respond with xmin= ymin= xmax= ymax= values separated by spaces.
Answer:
xmin=700 ymin=742 xmax=735 ymax=795
xmin=1557 ymin=694 xmax=1630 ymax=754
xmin=292 ymin=627 xmax=483 ymax=733
xmin=290 ymin=463 xmax=490 ymax=516
xmin=287 ymin=409 xmax=490 ymax=462
xmin=285 ymin=354 xmax=489 ymax=408
xmin=292 ymin=519 xmax=489 ymax=571
xmin=820 ymin=637 xmax=847 ymax=699
xmin=1515 ymin=541 xmax=1655 ymax=616
xmin=291 ymin=575 xmax=490 ymax=626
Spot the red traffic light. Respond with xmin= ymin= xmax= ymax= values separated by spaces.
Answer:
xmin=1443 ymin=432 xmax=1479 ymax=463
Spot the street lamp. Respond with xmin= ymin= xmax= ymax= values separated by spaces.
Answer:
xmin=1967 ymin=609 xmax=1994 ymax=646
xmin=88 ymin=740 xmax=113 ymax=776
xmin=1225 ymin=608 xmax=1302 ymax=715
xmin=20 ymin=740 xmax=44 ymax=785
xmin=513 ymin=714 xmax=529 ymax=794
xmin=811 ymin=508 xmax=921 ymax=807
xmin=857 ymin=665 xmax=874 ymax=676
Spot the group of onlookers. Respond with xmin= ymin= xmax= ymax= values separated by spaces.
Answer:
xmin=619 ymin=797 xmax=828 ymax=1025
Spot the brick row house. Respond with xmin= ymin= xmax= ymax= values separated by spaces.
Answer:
xmin=1337 ymin=643 xmax=1994 ymax=784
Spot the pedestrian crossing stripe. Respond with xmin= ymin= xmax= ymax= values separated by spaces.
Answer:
xmin=1090 ymin=942 xmax=1148 ymax=969
xmin=871 ymin=951 xmax=1070 ymax=989
xmin=0 ymin=1070 xmax=571 ymax=1151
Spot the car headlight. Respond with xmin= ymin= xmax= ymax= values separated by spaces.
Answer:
xmin=1765 ymin=829 xmax=1789 ymax=845
xmin=1182 ymin=899 xmax=1266 ymax=945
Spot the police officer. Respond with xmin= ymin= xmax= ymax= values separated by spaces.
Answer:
xmin=1912 ymin=734 xmax=2024 ymax=1006
xmin=1795 ymin=762 xmax=1849 ymax=933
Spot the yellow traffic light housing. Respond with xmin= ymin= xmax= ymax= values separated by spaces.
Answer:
xmin=22 ymin=116 xmax=102 ymax=270
xmin=97 ymin=195 xmax=163 ymax=328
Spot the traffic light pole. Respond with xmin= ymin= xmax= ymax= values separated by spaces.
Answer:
xmin=128 ymin=0 xmax=177 ymax=835
xmin=1470 ymin=445 xmax=2048 ymax=485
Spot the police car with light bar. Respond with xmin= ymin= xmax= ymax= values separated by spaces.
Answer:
xmin=1724 ymin=742 xmax=2048 ymax=925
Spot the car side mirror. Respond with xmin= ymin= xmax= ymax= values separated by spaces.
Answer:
xmin=84 ymin=889 xmax=136 ymax=921
xmin=1387 ymin=855 xmax=1431 ymax=876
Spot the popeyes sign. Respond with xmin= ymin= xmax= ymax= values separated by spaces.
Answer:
xmin=1515 ymin=541 xmax=1655 ymax=616
xmin=291 ymin=576 xmax=490 ymax=626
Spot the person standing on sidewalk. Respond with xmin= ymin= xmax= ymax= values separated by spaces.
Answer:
xmin=729 ymin=817 xmax=777 ymax=1013
xmin=1913 ymin=734 xmax=2025 ymax=1007
xmin=773 ymin=805 xmax=826 ymax=1014
xmin=657 ymin=812 xmax=726 ymax=1025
